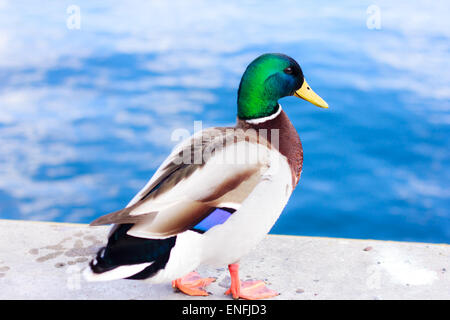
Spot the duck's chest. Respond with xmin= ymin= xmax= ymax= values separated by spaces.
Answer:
xmin=237 ymin=109 xmax=303 ymax=187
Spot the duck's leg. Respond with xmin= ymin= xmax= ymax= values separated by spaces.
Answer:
xmin=172 ymin=271 xmax=216 ymax=296
xmin=225 ymin=263 xmax=279 ymax=300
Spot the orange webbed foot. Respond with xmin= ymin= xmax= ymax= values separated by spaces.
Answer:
xmin=225 ymin=280 xmax=279 ymax=300
xmin=172 ymin=271 xmax=216 ymax=296
xmin=225 ymin=263 xmax=279 ymax=300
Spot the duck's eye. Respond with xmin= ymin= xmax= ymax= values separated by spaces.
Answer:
xmin=284 ymin=67 xmax=294 ymax=75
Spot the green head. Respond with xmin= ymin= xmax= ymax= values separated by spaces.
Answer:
xmin=237 ymin=53 xmax=328 ymax=120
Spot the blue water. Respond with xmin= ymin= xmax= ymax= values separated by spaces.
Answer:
xmin=0 ymin=1 xmax=449 ymax=243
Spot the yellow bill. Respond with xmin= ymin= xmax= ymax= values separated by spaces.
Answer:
xmin=294 ymin=79 xmax=328 ymax=108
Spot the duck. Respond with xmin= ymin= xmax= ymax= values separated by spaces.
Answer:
xmin=83 ymin=53 xmax=328 ymax=300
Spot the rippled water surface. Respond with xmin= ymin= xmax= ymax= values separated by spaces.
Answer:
xmin=0 ymin=1 xmax=449 ymax=243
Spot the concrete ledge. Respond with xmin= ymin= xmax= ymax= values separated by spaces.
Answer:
xmin=0 ymin=219 xmax=448 ymax=299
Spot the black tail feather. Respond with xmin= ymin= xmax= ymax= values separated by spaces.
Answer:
xmin=90 ymin=224 xmax=176 ymax=279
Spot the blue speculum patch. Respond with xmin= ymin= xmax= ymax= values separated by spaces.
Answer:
xmin=192 ymin=208 xmax=234 ymax=233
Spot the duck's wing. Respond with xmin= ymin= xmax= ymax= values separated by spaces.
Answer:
xmin=90 ymin=127 xmax=273 ymax=239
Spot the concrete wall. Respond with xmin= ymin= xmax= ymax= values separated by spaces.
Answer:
xmin=0 ymin=219 xmax=448 ymax=299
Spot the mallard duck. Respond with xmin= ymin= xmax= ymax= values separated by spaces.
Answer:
xmin=83 ymin=53 xmax=328 ymax=300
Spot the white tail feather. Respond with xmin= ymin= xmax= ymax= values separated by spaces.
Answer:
xmin=83 ymin=261 xmax=153 ymax=282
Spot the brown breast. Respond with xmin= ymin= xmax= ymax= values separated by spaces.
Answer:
xmin=236 ymin=109 xmax=303 ymax=187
